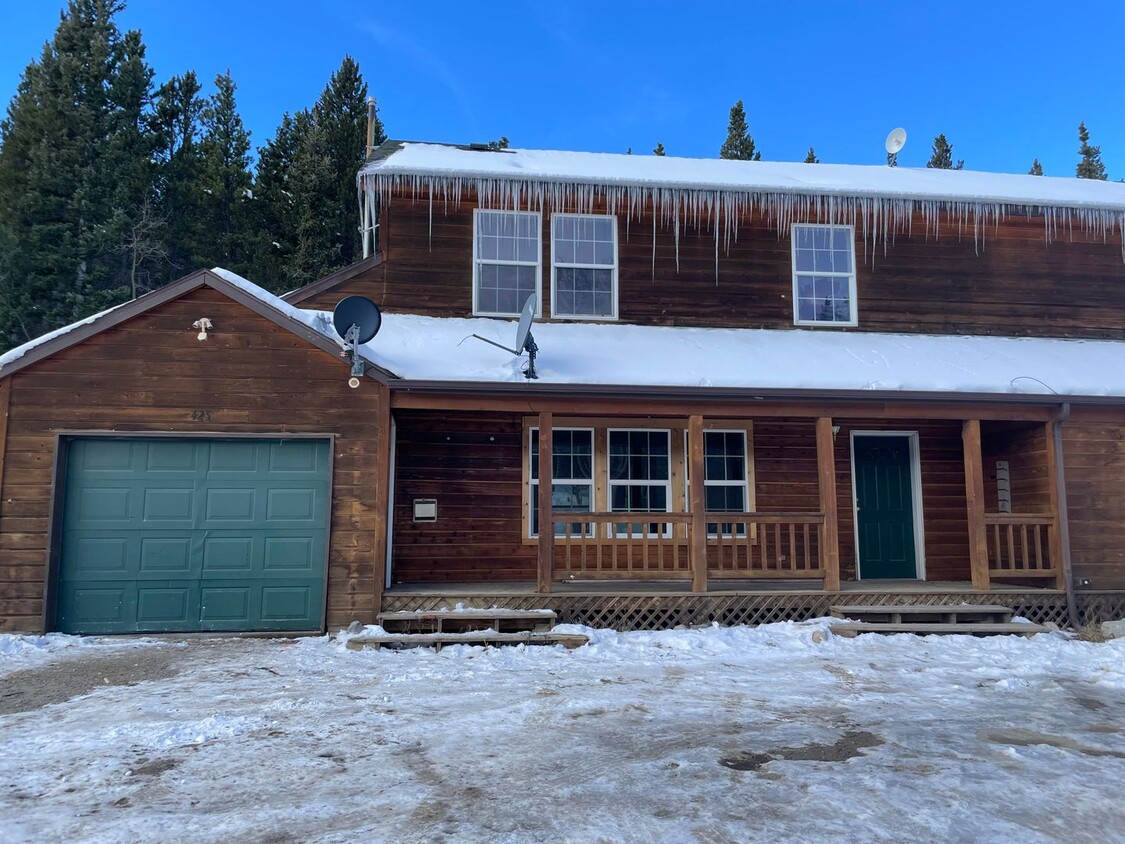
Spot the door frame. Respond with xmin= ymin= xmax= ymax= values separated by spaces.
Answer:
xmin=45 ymin=430 xmax=336 ymax=634
xmin=849 ymin=430 xmax=926 ymax=581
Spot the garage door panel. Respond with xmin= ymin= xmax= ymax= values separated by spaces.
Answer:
xmin=203 ymin=487 xmax=257 ymax=523
xmin=145 ymin=441 xmax=201 ymax=473
xmin=58 ymin=438 xmax=329 ymax=634
xmin=136 ymin=584 xmax=197 ymax=627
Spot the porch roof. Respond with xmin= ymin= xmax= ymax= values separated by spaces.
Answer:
xmin=353 ymin=312 xmax=1125 ymax=400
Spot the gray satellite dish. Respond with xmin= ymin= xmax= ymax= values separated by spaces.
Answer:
xmin=471 ymin=294 xmax=539 ymax=380
xmin=332 ymin=296 xmax=382 ymax=382
xmin=885 ymin=127 xmax=907 ymax=156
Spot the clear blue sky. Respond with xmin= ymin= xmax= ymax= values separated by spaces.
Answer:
xmin=3 ymin=0 xmax=1123 ymax=177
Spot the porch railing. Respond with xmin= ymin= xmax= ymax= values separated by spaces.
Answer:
xmin=708 ymin=512 xmax=824 ymax=578
xmin=984 ymin=513 xmax=1057 ymax=579
xmin=550 ymin=511 xmax=824 ymax=580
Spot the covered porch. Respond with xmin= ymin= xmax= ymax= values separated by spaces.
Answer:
xmin=383 ymin=390 xmax=1072 ymax=605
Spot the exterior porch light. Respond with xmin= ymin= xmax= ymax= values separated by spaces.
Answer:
xmin=192 ymin=317 xmax=213 ymax=341
xmin=831 ymin=425 xmax=841 ymax=441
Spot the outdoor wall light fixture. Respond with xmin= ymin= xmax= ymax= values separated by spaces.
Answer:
xmin=831 ymin=425 xmax=841 ymax=441
xmin=192 ymin=317 xmax=213 ymax=341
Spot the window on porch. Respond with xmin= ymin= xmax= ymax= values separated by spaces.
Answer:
xmin=529 ymin=427 xmax=594 ymax=537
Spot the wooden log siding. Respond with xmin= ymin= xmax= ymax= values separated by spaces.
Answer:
xmin=0 ymin=287 xmax=385 ymax=633
xmin=1060 ymin=408 xmax=1125 ymax=589
xmin=298 ymin=191 xmax=1125 ymax=341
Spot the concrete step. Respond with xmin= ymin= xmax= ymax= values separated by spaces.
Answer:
xmin=376 ymin=608 xmax=557 ymax=634
xmin=345 ymin=630 xmax=587 ymax=652
xmin=829 ymin=621 xmax=1049 ymax=638
xmin=829 ymin=604 xmax=1014 ymax=624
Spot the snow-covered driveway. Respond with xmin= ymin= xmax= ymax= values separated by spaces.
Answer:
xmin=1 ymin=622 xmax=1123 ymax=844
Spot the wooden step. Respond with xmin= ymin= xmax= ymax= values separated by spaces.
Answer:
xmin=345 ymin=631 xmax=588 ymax=652
xmin=829 ymin=621 xmax=1048 ymax=639
xmin=829 ymin=604 xmax=1014 ymax=625
xmin=376 ymin=608 xmax=557 ymax=635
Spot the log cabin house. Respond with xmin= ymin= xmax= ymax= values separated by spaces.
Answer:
xmin=3 ymin=139 xmax=1125 ymax=634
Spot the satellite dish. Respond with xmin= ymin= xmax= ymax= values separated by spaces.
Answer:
xmin=332 ymin=296 xmax=381 ymax=382
xmin=333 ymin=296 xmax=381 ymax=344
xmin=885 ymin=127 xmax=907 ymax=155
xmin=514 ymin=294 xmax=536 ymax=354
xmin=470 ymin=294 xmax=540 ymax=380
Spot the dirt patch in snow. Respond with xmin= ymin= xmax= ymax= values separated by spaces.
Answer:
xmin=720 ymin=730 xmax=884 ymax=771
xmin=0 ymin=638 xmax=284 ymax=714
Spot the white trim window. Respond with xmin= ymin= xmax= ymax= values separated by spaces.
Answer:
xmin=473 ymin=209 xmax=541 ymax=317
xmin=703 ymin=430 xmax=749 ymax=537
xmin=529 ymin=427 xmax=594 ymax=538
xmin=792 ymin=224 xmax=857 ymax=326
xmin=551 ymin=214 xmax=618 ymax=320
xmin=608 ymin=429 xmax=671 ymax=536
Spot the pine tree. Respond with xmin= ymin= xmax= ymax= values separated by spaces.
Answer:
xmin=151 ymin=71 xmax=206 ymax=282
xmin=197 ymin=70 xmax=254 ymax=273
xmin=804 ymin=147 xmax=819 ymax=164
xmin=1029 ymin=159 xmax=1044 ymax=176
xmin=653 ymin=142 xmax=665 ymax=156
xmin=927 ymin=133 xmax=964 ymax=170
xmin=1076 ymin=122 xmax=1107 ymax=180
xmin=251 ymin=111 xmax=302 ymax=291
xmin=0 ymin=0 xmax=155 ymax=348
xmin=719 ymin=100 xmax=760 ymax=161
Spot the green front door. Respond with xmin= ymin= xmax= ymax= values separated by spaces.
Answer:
xmin=56 ymin=438 xmax=330 ymax=634
xmin=853 ymin=435 xmax=918 ymax=579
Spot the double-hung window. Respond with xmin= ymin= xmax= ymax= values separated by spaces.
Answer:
xmin=551 ymin=214 xmax=618 ymax=320
xmin=792 ymin=224 xmax=857 ymax=326
xmin=703 ymin=430 xmax=749 ymax=537
xmin=529 ymin=428 xmax=593 ymax=537
xmin=608 ymin=429 xmax=671 ymax=536
xmin=473 ymin=209 xmax=541 ymax=316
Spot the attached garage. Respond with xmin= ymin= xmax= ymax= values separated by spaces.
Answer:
xmin=54 ymin=437 xmax=331 ymax=634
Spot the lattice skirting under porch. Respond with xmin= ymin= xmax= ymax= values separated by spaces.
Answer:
xmin=382 ymin=590 xmax=1124 ymax=631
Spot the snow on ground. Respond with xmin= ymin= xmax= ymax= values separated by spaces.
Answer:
xmin=1 ymin=622 xmax=1123 ymax=844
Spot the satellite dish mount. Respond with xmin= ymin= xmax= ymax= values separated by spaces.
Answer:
xmin=332 ymin=296 xmax=382 ymax=387
xmin=471 ymin=295 xmax=539 ymax=380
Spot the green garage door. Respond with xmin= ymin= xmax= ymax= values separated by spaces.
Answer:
xmin=56 ymin=438 xmax=330 ymax=634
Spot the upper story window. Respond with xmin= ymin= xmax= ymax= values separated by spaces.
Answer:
xmin=551 ymin=214 xmax=618 ymax=320
xmin=473 ymin=209 xmax=541 ymax=317
xmin=792 ymin=224 xmax=857 ymax=327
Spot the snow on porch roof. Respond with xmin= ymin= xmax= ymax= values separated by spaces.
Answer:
xmin=352 ymin=312 xmax=1125 ymax=400
xmin=361 ymin=141 xmax=1125 ymax=215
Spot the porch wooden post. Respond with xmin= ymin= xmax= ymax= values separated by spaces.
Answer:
xmin=962 ymin=419 xmax=991 ymax=591
xmin=537 ymin=412 xmax=554 ymax=594
xmin=689 ymin=414 xmax=707 ymax=593
xmin=1044 ymin=420 xmax=1071 ymax=593
xmin=371 ymin=384 xmax=392 ymax=620
xmin=815 ymin=417 xmax=841 ymax=592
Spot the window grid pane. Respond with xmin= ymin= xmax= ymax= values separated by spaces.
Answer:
xmin=553 ymin=214 xmax=616 ymax=318
xmin=475 ymin=210 xmax=539 ymax=316
xmin=793 ymin=225 xmax=855 ymax=325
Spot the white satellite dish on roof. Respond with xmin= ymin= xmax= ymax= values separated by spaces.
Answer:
xmin=471 ymin=294 xmax=540 ymax=380
xmin=885 ymin=127 xmax=907 ymax=156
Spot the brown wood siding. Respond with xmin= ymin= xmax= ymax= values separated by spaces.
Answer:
xmin=981 ymin=422 xmax=1051 ymax=514
xmin=0 ymin=286 xmax=385 ymax=633
xmin=300 ymin=191 xmax=1125 ymax=340
xmin=1062 ymin=411 xmax=1125 ymax=589
xmin=832 ymin=420 xmax=971 ymax=582
xmin=388 ymin=410 xmax=976 ymax=586
xmin=391 ymin=410 xmax=534 ymax=584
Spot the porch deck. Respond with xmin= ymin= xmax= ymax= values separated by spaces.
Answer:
xmin=382 ymin=579 xmax=1071 ymax=630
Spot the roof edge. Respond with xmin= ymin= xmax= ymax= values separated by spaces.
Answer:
xmin=282 ymin=252 xmax=384 ymax=305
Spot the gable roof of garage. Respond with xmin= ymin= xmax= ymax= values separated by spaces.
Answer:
xmin=0 ymin=268 xmax=397 ymax=383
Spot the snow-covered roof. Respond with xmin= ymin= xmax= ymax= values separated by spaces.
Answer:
xmin=3 ymin=266 xmax=1123 ymax=401
xmin=360 ymin=142 xmax=1125 ymax=259
xmin=351 ymin=312 xmax=1125 ymax=399
xmin=362 ymin=142 xmax=1125 ymax=214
